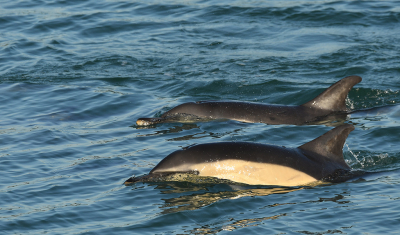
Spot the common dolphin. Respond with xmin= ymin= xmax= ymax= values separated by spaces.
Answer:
xmin=136 ymin=76 xmax=362 ymax=126
xmin=125 ymin=124 xmax=358 ymax=186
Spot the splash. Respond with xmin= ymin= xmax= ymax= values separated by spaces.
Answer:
xmin=345 ymin=143 xmax=364 ymax=168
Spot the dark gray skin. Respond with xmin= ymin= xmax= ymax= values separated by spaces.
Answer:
xmin=125 ymin=124 xmax=358 ymax=186
xmin=136 ymin=76 xmax=362 ymax=126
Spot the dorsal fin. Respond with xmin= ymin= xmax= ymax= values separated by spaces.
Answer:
xmin=302 ymin=76 xmax=362 ymax=111
xmin=298 ymin=124 xmax=355 ymax=167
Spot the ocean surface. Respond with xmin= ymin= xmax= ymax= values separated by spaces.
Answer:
xmin=1 ymin=0 xmax=400 ymax=234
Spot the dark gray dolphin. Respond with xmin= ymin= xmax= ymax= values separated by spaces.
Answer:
xmin=136 ymin=76 xmax=362 ymax=126
xmin=125 ymin=124 xmax=358 ymax=186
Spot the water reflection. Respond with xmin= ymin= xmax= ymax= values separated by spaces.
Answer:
xmin=318 ymin=194 xmax=350 ymax=204
xmin=143 ymin=181 xmax=304 ymax=214
xmin=134 ymin=123 xmax=200 ymax=135
xmin=134 ymin=123 xmax=244 ymax=141
xmin=183 ymin=190 xmax=352 ymax=234
xmin=186 ymin=213 xmax=289 ymax=234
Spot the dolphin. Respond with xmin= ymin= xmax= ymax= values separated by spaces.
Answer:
xmin=125 ymin=124 xmax=358 ymax=186
xmin=136 ymin=76 xmax=362 ymax=126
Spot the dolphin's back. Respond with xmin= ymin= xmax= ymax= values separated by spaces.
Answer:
xmin=150 ymin=142 xmax=315 ymax=174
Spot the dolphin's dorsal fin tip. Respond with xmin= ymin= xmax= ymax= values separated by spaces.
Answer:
xmin=302 ymin=76 xmax=362 ymax=112
xmin=298 ymin=124 xmax=355 ymax=167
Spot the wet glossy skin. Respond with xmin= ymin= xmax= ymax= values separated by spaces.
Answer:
xmin=136 ymin=76 xmax=362 ymax=126
xmin=126 ymin=125 xmax=355 ymax=186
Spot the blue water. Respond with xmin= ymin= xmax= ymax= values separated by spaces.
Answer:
xmin=1 ymin=0 xmax=400 ymax=234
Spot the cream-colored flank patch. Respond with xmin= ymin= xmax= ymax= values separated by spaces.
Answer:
xmin=153 ymin=159 xmax=317 ymax=186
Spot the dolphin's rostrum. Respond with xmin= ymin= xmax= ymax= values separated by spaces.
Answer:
xmin=136 ymin=76 xmax=362 ymax=126
xmin=125 ymin=124 xmax=357 ymax=186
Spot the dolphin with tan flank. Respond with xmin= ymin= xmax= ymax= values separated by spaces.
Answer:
xmin=136 ymin=76 xmax=362 ymax=126
xmin=125 ymin=124 xmax=358 ymax=186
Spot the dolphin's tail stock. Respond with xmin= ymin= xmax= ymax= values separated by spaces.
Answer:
xmin=301 ymin=75 xmax=362 ymax=112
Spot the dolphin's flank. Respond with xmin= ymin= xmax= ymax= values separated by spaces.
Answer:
xmin=125 ymin=124 xmax=357 ymax=186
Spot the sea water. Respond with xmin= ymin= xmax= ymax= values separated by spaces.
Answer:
xmin=1 ymin=0 xmax=399 ymax=234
